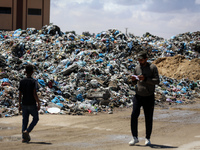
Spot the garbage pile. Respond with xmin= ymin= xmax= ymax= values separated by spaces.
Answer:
xmin=0 ymin=25 xmax=199 ymax=117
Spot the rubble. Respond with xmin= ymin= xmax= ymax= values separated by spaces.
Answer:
xmin=0 ymin=25 xmax=199 ymax=117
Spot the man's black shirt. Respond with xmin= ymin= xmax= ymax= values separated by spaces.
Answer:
xmin=19 ymin=77 xmax=37 ymax=105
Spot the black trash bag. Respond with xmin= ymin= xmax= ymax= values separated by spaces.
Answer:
xmin=11 ymin=42 xmax=26 ymax=58
xmin=43 ymin=25 xmax=62 ymax=36
xmin=0 ymin=55 xmax=7 ymax=67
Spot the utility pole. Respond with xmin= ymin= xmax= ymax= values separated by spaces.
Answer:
xmin=125 ymin=28 xmax=128 ymax=36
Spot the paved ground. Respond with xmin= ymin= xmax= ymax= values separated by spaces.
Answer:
xmin=0 ymin=102 xmax=200 ymax=150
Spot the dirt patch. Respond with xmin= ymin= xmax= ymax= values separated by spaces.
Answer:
xmin=0 ymin=103 xmax=200 ymax=150
xmin=153 ymin=55 xmax=200 ymax=81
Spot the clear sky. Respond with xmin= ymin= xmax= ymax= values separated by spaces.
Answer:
xmin=50 ymin=0 xmax=200 ymax=39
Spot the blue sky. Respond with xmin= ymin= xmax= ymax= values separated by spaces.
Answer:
xmin=50 ymin=0 xmax=200 ymax=39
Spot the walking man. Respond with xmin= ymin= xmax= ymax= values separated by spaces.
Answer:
xmin=19 ymin=64 xmax=40 ymax=143
xmin=129 ymin=51 xmax=160 ymax=146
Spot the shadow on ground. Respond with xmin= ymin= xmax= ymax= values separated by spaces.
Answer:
xmin=133 ymin=144 xmax=178 ymax=149
xmin=149 ymin=144 xmax=178 ymax=149
xmin=28 ymin=142 xmax=52 ymax=145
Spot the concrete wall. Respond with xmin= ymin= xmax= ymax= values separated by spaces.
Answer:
xmin=0 ymin=0 xmax=13 ymax=30
xmin=0 ymin=0 xmax=50 ymax=31
xmin=43 ymin=0 xmax=50 ymax=26
xmin=0 ymin=0 xmax=12 ymax=6
xmin=13 ymin=0 xmax=17 ymax=30
xmin=27 ymin=0 xmax=43 ymax=29
xmin=26 ymin=0 xmax=50 ymax=29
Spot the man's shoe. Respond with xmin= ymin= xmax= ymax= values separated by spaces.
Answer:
xmin=145 ymin=138 xmax=151 ymax=146
xmin=23 ymin=131 xmax=31 ymax=142
xmin=129 ymin=137 xmax=139 ymax=146
xmin=22 ymin=139 xmax=29 ymax=143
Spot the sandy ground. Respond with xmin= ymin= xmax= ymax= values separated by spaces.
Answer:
xmin=0 ymin=102 xmax=200 ymax=150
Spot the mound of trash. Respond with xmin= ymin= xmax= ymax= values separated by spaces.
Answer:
xmin=153 ymin=55 xmax=200 ymax=81
xmin=0 ymin=25 xmax=200 ymax=117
